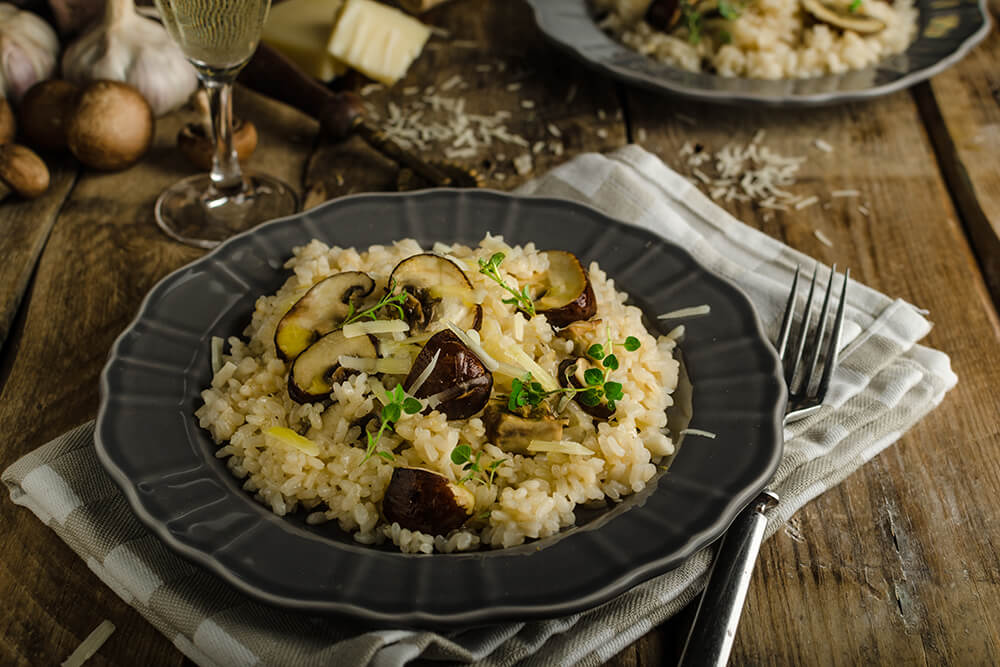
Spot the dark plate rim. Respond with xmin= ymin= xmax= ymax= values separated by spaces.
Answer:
xmin=95 ymin=189 xmax=785 ymax=626
xmin=526 ymin=0 xmax=992 ymax=106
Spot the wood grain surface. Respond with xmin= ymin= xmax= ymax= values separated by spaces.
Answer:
xmin=1 ymin=1 xmax=998 ymax=665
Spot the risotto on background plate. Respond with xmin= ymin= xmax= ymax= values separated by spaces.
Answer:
xmin=197 ymin=235 xmax=681 ymax=554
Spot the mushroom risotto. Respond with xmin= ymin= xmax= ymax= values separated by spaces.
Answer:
xmin=592 ymin=0 xmax=917 ymax=79
xmin=197 ymin=235 xmax=680 ymax=553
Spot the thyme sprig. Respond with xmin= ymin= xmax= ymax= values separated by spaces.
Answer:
xmin=343 ymin=279 xmax=408 ymax=327
xmin=478 ymin=252 xmax=536 ymax=317
xmin=362 ymin=384 xmax=422 ymax=463
xmin=450 ymin=444 xmax=507 ymax=486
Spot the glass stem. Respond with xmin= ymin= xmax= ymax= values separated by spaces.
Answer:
xmin=204 ymin=77 xmax=244 ymax=193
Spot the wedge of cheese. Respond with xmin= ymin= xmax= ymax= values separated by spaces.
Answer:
xmin=326 ymin=0 xmax=431 ymax=86
xmin=262 ymin=0 xmax=347 ymax=82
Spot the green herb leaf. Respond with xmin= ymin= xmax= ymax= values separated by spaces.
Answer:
xmin=383 ymin=402 xmax=402 ymax=423
xmin=624 ymin=336 xmax=641 ymax=351
xmin=584 ymin=368 xmax=604 ymax=386
xmin=603 ymin=354 xmax=619 ymax=370
xmin=718 ymin=0 xmax=740 ymax=20
xmin=604 ymin=381 xmax=624 ymax=401
xmin=579 ymin=389 xmax=601 ymax=406
xmin=376 ymin=451 xmax=395 ymax=462
xmin=849 ymin=0 xmax=862 ymax=11
xmin=451 ymin=443 xmax=472 ymax=465
xmin=402 ymin=397 xmax=423 ymax=414
xmin=587 ymin=343 xmax=605 ymax=360
xmin=478 ymin=253 xmax=536 ymax=317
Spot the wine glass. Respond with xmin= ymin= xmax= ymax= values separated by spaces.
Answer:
xmin=153 ymin=0 xmax=298 ymax=249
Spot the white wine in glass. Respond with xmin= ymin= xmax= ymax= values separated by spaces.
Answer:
xmin=154 ymin=0 xmax=298 ymax=249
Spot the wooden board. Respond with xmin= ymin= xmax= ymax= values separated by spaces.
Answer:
xmin=921 ymin=0 xmax=1000 ymax=307
xmin=623 ymin=84 xmax=1000 ymax=665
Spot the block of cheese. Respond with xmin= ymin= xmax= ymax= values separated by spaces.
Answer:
xmin=262 ymin=0 xmax=347 ymax=82
xmin=326 ymin=0 xmax=431 ymax=86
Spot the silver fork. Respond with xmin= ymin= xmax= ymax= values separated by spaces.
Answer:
xmin=678 ymin=264 xmax=849 ymax=667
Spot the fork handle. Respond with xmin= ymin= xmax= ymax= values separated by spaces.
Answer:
xmin=678 ymin=491 xmax=778 ymax=667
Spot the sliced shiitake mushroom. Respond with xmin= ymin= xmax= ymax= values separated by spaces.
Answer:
xmin=389 ymin=254 xmax=482 ymax=333
xmin=403 ymin=329 xmax=493 ymax=420
xmin=533 ymin=251 xmax=597 ymax=328
xmin=558 ymin=357 xmax=615 ymax=420
xmin=801 ymin=0 xmax=886 ymax=33
xmin=274 ymin=271 xmax=376 ymax=361
xmin=483 ymin=401 xmax=566 ymax=454
xmin=288 ymin=330 xmax=378 ymax=403
xmin=381 ymin=467 xmax=475 ymax=535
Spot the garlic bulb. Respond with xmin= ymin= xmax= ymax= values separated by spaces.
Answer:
xmin=62 ymin=0 xmax=198 ymax=117
xmin=0 ymin=3 xmax=59 ymax=102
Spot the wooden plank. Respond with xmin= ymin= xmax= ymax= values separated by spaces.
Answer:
xmin=623 ymin=85 xmax=1000 ymax=665
xmin=0 ymin=87 xmax=316 ymax=667
xmin=0 ymin=158 xmax=76 ymax=353
xmin=303 ymin=0 xmax=627 ymax=200
xmin=920 ymin=0 xmax=1000 ymax=308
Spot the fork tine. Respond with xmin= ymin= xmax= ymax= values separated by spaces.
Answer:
xmin=803 ymin=264 xmax=837 ymax=394
xmin=787 ymin=265 xmax=818 ymax=389
xmin=776 ymin=266 xmax=800 ymax=361
xmin=816 ymin=268 xmax=849 ymax=402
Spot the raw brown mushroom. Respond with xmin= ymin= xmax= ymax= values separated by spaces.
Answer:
xmin=17 ymin=79 xmax=80 ymax=152
xmin=274 ymin=271 xmax=376 ymax=361
xmin=288 ymin=330 xmax=378 ymax=403
xmin=381 ymin=467 xmax=475 ymax=535
xmin=403 ymin=329 xmax=493 ymax=419
xmin=533 ymin=251 xmax=597 ymax=327
xmin=389 ymin=254 xmax=483 ymax=333
xmin=66 ymin=80 xmax=154 ymax=171
xmin=0 ymin=98 xmax=14 ymax=145
xmin=178 ymin=89 xmax=258 ymax=171
xmin=0 ymin=144 xmax=50 ymax=201
xmin=558 ymin=357 xmax=615 ymax=420
xmin=801 ymin=0 xmax=886 ymax=33
xmin=483 ymin=401 xmax=565 ymax=454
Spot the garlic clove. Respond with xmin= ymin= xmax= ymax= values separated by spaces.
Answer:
xmin=61 ymin=0 xmax=198 ymax=117
xmin=0 ymin=3 xmax=60 ymax=102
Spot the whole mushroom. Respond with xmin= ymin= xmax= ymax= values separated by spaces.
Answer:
xmin=178 ymin=89 xmax=258 ymax=171
xmin=0 ymin=143 xmax=49 ymax=201
xmin=0 ymin=98 xmax=14 ymax=144
xmin=17 ymin=79 xmax=80 ymax=152
xmin=66 ymin=79 xmax=154 ymax=171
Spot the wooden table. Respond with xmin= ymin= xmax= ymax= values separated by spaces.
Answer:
xmin=2 ymin=1 xmax=999 ymax=664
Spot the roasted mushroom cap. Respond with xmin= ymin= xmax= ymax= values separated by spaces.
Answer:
xmin=533 ymin=251 xmax=597 ymax=328
xmin=288 ymin=330 xmax=377 ymax=403
xmin=275 ymin=271 xmax=376 ymax=361
xmin=801 ymin=0 xmax=886 ymax=33
xmin=556 ymin=318 xmax=604 ymax=356
xmin=389 ymin=254 xmax=482 ymax=333
xmin=558 ymin=358 xmax=615 ymax=420
xmin=404 ymin=329 xmax=493 ymax=419
xmin=381 ymin=467 xmax=475 ymax=535
xmin=483 ymin=401 xmax=565 ymax=454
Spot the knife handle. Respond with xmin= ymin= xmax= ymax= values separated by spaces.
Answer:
xmin=678 ymin=490 xmax=778 ymax=667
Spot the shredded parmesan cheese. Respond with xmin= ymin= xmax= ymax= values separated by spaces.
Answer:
xmin=265 ymin=427 xmax=320 ymax=456
xmin=369 ymin=377 xmax=390 ymax=405
xmin=657 ymin=304 xmax=712 ymax=320
xmin=407 ymin=349 xmax=440 ymax=395
xmin=61 ymin=621 xmax=115 ymax=667
xmin=680 ymin=428 xmax=717 ymax=439
xmin=210 ymin=336 xmax=224 ymax=374
xmin=528 ymin=440 xmax=594 ymax=456
xmin=444 ymin=321 xmax=500 ymax=371
xmin=343 ymin=320 xmax=410 ymax=337
xmin=504 ymin=344 xmax=559 ymax=391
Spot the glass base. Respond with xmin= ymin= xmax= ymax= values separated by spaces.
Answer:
xmin=155 ymin=172 xmax=299 ymax=249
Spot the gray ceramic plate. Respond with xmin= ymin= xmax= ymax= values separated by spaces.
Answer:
xmin=95 ymin=190 xmax=784 ymax=627
xmin=527 ymin=0 xmax=991 ymax=106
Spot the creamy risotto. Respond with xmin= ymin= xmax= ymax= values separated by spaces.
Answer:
xmin=196 ymin=235 xmax=680 ymax=554
xmin=593 ymin=0 xmax=917 ymax=79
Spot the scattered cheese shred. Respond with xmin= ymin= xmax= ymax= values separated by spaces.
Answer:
xmin=62 ymin=620 xmax=116 ymax=667
xmin=343 ymin=320 xmax=410 ymax=337
xmin=814 ymin=229 xmax=834 ymax=247
xmin=444 ymin=321 xmax=500 ymax=371
xmin=504 ymin=344 xmax=559 ymax=391
xmin=657 ymin=305 xmax=711 ymax=320
xmin=210 ymin=336 xmax=224 ymax=374
xmin=680 ymin=428 xmax=717 ymax=439
xmin=265 ymin=427 xmax=320 ymax=456
xmin=369 ymin=377 xmax=390 ymax=406
xmin=528 ymin=440 xmax=594 ymax=456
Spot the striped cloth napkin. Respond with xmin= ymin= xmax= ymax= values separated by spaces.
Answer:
xmin=3 ymin=145 xmax=956 ymax=666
